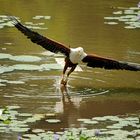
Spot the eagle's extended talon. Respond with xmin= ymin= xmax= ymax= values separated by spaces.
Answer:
xmin=61 ymin=79 xmax=67 ymax=85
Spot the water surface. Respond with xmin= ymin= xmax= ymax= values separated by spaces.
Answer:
xmin=0 ymin=0 xmax=140 ymax=139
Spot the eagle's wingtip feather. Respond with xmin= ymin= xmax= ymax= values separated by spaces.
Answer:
xmin=8 ymin=16 xmax=19 ymax=25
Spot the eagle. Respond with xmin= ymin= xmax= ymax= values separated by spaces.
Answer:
xmin=10 ymin=17 xmax=140 ymax=85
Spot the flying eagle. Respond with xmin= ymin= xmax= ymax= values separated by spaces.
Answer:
xmin=10 ymin=17 xmax=140 ymax=85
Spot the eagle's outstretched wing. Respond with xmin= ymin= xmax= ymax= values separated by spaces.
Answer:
xmin=82 ymin=54 xmax=140 ymax=71
xmin=10 ymin=17 xmax=70 ymax=57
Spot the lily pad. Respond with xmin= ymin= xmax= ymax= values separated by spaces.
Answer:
xmin=23 ymin=134 xmax=37 ymax=138
xmin=104 ymin=6 xmax=140 ymax=29
xmin=0 ymin=53 xmax=12 ymax=59
xmin=0 ymin=25 xmax=4 ymax=29
xmin=46 ymin=113 xmax=56 ymax=117
xmin=25 ymin=22 xmax=45 ymax=26
xmin=77 ymin=118 xmax=90 ymax=122
xmin=124 ymin=26 xmax=136 ymax=29
xmin=118 ymin=17 xmax=130 ymax=22
xmin=83 ymin=119 xmax=98 ymax=125
xmin=4 ymin=42 xmax=13 ymax=45
xmin=7 ymin=80 xmax=25 ymax=84
xmin=41 ymin=63 xmax=63 ymax=70
xmin=7 ymin=105 xmax=20 ymax=110
xmin=124 ymin=9 xmax=135 ymax=14
xmin=104 ymin=17 xmax=120 ymax=20
xmin=32 ymin=129 xmax=45 ymax=133
xmin=10 ymin=55 xmax=41 ymax=62
xmin=13 ymin=64 xmax=41 ymax=71
xmin=129 ymin=7 xmax=140 ymax=10
xmin=0 ymin=66 xmax=14 ymax=74
xmin=26 ymin=25 xmax=48 ymax=30
xmin=33 ymin=15 xmax=51 ymax=20
xmin=0 ymin=83 xmax=6 ymax=86
xmin=18 ymin=113 xmax=33 ymax=117
xmin=46 ymin=119 xmax=61 ymax=123
xmin=0 ymin=109 xmax=3 ymax=116
xmin=104 ymin=21 xmax=118 ymax=25
xmin=113 ymin=11 xmax=123 ymax=15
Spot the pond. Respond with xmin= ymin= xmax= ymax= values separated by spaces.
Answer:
xmin=0 ymin=0 xmax=140 ymax=139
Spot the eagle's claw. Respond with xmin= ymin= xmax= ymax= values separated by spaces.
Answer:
xmin=61 ymin=79 xmax=67 ymax=86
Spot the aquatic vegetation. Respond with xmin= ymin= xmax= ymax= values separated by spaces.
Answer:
xmin=0 ymin=106 xmax=140 ymax=139
xmin=32 ymin=15 xmax=51 ymax=20
xmin=26 ymin=25 xmax=48 ymax=30
xmin=0 ymin=63 xmax=63 ymax=75
xmin=0 ymin=53 xmax=41 ymax=62
xmin=104 ymin=4 xmax=140 ymax=29
xmin=0 ymin=106 xmax=99 ymax=139
xmin=10 ymin=55 xmax=41 ymax=62
xmin=13 ymin=64 xmax=42 ymax=71
xmin=0 ymin=15 xmax=50 ymax=30
xmin=41 ymin=63 xmax=63 ymax=70
xmin=0 ymin=53 xmax=66 ymax=77
xmin=0 ymin=53 xmax=12 ymax=59
xmin=21 ymin=128 xmax=98 ymax=140
xmin=45 ymin=119 xmax=61 ymax=123
xmin=0 ymin=106 xmax=45 ymax=133
xmin=0 ymin=15 xmax=17 ymax=29
xmin=104 ymin=21 xmax=118 ymax=25
xmin=0 ymin=78 xmax=25 ymax=86
xmin=25 ymin=22 xmax=45 ymax=26
xmin=0 ymin=66 xmax=14 ymax=74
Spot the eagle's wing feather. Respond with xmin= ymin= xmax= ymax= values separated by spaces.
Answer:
xmin=82 ymin=54 xmax=140 ymax=71
xmin=11 ymin=17 xmax=70 ymax=56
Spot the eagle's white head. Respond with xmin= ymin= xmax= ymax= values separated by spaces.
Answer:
xmin=70 ymin=47 xmax=87 ymax=64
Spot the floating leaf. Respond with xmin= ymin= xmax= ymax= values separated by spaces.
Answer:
xmin=25 ymin=22 xmax=45 ymax=26
xmin=33 ymin=15 xmax=51 ymax=20
xmin=0 ymin=109 xmax=3 ymax=116
xmin=0 ymin=66 xmax=14 ymax=74
xmin=113 ymin=11 xmax=123 ymax=15
xmin=124 ymin=9 xmax=135 ymax=14
xmin=3 ymin=118 xmax=11 ymax=124
xmin=46 ymin=119 xmax=61 ymax=123
xmin=7 ymin=80 xmax=25 ymax=84
xmin=7 ymin=105 xmax=20 ymax=110
xmin=23 ymin=134 xmax=37 ymax=138
xmin=129 ymin=7 xmax=140 ymax=10
xmin=41 ymin=63 xmax=63 ymax=70
xmin=32 ymin=129 xmax=45 ymax=133
xmin=10 ymin=127 xmax=30 ymax=132
xmin=124 ymin=26 xmax=136 ymax=29
xmin=26 ymin=25 xmax=48 ymax=30
xmin=77 ymin=118 xmax=90 ymax=122
xmin=104 ymin=6 xmax=140 ymax=29
xmin=0 ymin=83 xmax=6 ymax=86
xmin=18 ymin=113 xmax=33 ymax=117
xmin=83 ymin=119 xmax=98 ymax=125
xmin=13 ymin=64 xmax=41 ymax=71
xmin=46 ymin=113 xmax=56 ymax=117
xmin=104 ymin=17 xmax=120 ymax=20
xmin=10 ymin=55 xmax=41 ymax=62
xmin=0 ymin=53 xmax=12 ymax=59
xmin=104 ymin=21 xmax=118 ymax=25
xmin=4 ymin=42 xmax=13 ymax=45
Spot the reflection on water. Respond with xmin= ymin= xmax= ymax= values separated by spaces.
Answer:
xmin=0 ymin=0 xmax=140 ymax=139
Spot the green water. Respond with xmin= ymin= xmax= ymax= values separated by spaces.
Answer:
xmin=0 ymin=0 xmax=140 ymax=139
